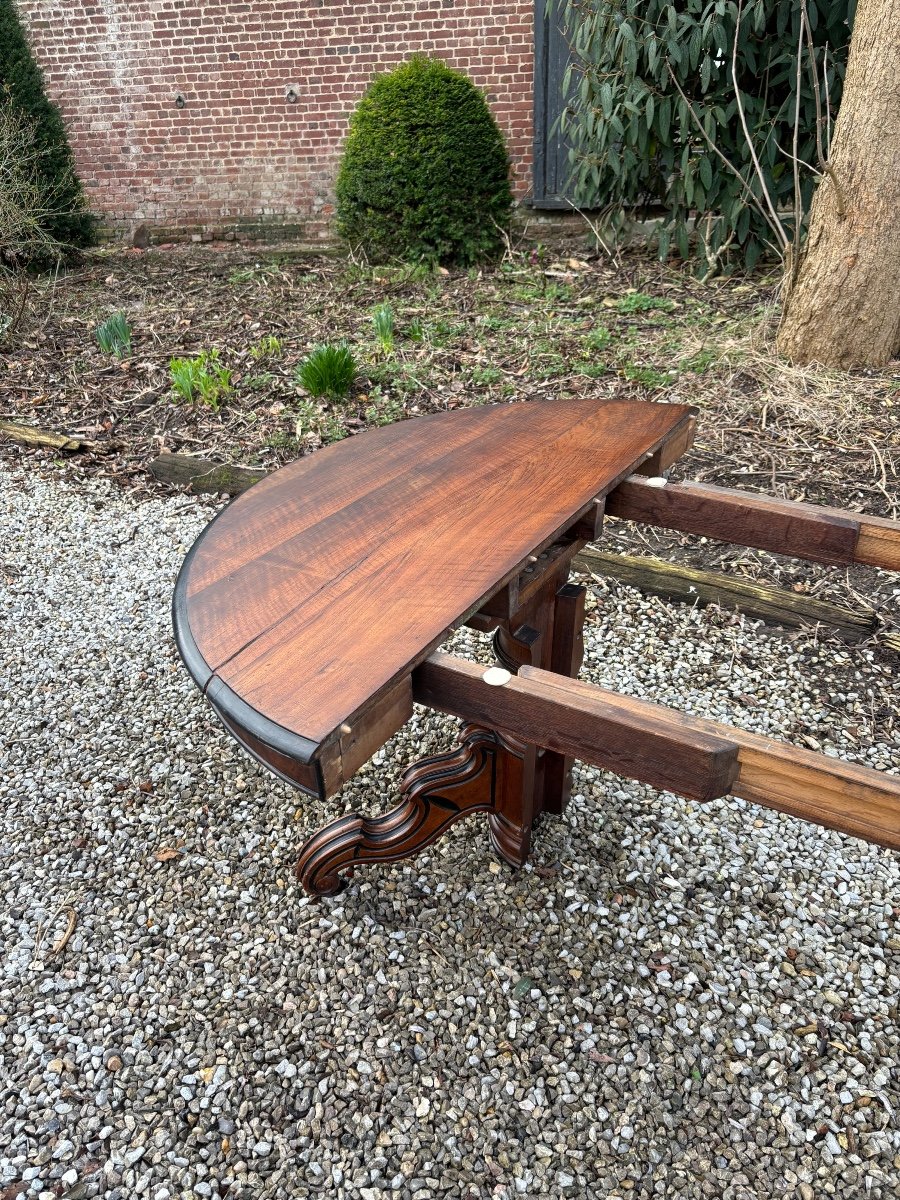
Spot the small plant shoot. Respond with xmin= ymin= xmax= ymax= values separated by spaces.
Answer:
xmin=169 ymin=350 xmax=233 ymax=410
xmin=249 ymin=334 xmax=283 ymax=360
xmin=295 ymin=343 xmax=357 ymax=400
xmin=95 ymin=312 xmax=132 ymax=358
xmin=371 ymin=304 xmax=395 ymax=356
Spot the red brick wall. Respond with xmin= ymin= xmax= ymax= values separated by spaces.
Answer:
xmin=17 ymin=1 xmax=535 ymax=238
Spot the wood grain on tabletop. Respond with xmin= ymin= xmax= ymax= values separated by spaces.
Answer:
xmin=183 ymin=398 xmax=694 ymax=747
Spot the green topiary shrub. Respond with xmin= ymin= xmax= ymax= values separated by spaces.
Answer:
xmin=0 ymin=0 xmax=95 ymax=260
xmin=336 ymin=57 xmax=513 ymax=267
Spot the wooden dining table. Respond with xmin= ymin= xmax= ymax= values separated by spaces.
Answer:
xmin=173 ymin=397 xmax=695 ymax=890
xmin=173 ymin=396 xmax=900 ymax=897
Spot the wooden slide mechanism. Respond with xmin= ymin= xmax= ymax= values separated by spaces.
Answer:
xmin=414 ymin=654 xmax=900 ymax=855
xmin=298 ymin=649 xmax=900 ymax=897
xmin=295 ymin=480 xmax=900 ymax=897
xmin=605 ymin=474 xmax=900 ymax=571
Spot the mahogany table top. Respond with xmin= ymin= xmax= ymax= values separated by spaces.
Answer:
xmin=173 ymin=397 xmax=694 ymax=776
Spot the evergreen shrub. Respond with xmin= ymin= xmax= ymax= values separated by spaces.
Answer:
xmin=0 ymin=0 xmax=95 ymax=260
xmin=561 ymin=0 xmax=854 ymax=272
xmin=336 ymin=57 xmax=513 ymax=266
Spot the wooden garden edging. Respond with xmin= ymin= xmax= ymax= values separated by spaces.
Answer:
xmin=149 ymin=452 xmax=268 ymax=494
xmin=574 ymin=547 xmax=877 ymax=638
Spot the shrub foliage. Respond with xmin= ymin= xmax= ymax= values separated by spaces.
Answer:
xmin=0 ymin=0 xmax=95 ymax=259
xmin=561 ymin=0 xmax=855 ymax=271
xmin=336 ymin=57 xmax=513 ymax=266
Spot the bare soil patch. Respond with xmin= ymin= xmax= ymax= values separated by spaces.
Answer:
xmin=2 ymin=241 xmax=898 ymax=638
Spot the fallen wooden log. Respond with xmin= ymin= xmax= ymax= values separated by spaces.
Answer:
xmin=573 ymin=546 xmax=877 ymax=639
xmin=0 ymin=420 xmax=86 ymax=452
xmin=149 ymin=452 xmax=268 ymax=495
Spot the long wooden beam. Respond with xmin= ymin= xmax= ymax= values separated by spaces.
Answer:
xmin=419 ymin=655 xmax=741 ymax=803
xmin=572 ymin=547 xmax=876 ymax=638
xmin=413 ymin=654 xmax=900 ymax=851
xmin=606 ymin=476 xmax=900 ymax=570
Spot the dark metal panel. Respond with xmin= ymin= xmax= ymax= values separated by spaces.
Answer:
xmin=532 ymin=0 xmax=575 ymax=208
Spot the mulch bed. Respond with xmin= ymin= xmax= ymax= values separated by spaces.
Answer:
xmin=2 ymin=240 xmax=898 ymax=640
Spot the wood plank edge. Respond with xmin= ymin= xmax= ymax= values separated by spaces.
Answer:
xmin=415 ymin=654 xmax=740 ymax=804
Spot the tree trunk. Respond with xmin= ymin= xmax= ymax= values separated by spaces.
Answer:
xmin=776 ymin=0 xmax=900 ymax=368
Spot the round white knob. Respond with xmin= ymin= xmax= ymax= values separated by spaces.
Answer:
xmin=482 ymin=667 xmax=512 ymax=687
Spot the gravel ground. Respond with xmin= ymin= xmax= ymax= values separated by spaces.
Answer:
xmin=1 ymin=464 xmax=898 ymax=1200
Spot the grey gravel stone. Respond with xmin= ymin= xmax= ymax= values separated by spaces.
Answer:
xmin=0 ymin=465 xmax=898 ymax=1200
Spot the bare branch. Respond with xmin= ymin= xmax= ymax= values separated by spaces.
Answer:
xmin=800 ymin=4 xmax=847 ymax=220
xmin=802 ymin=0 xmax=827 ymax=171
xmin=0 ymin=101 xmax=68 ymax=265
xmin=791 ymin=6 xmax=805 ymax=283
xmin=665 ymin=63 xmax=784 ymax=248
xmin=731 ymin=0 xmax=789 ymax=251
xmin=564 ymin=199 xmax=618 ymax=262
xmin=698 ymin=213 xmax=736 ymax=283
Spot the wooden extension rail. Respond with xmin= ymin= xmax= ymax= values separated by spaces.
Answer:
xmin=414 ymin=654 xmax=900 ymax=852
xmin=607 ymin=476 xmax=900 ymax=570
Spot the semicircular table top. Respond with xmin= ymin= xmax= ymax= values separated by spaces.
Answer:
xmin=174 ymin=397 xmax=694 ymax=773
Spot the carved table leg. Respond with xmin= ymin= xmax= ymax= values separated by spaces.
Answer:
xmin=541 ymin=581 xmax=586 ymax=814
xmin=493 ymin=578 xmax=586 ymax=817
xmin=296 ymin=725 xmax=535 ymax=898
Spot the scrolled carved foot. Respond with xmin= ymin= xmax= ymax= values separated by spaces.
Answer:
xmin=295 ymin=725 xmax=533 ymax=898
xmin=294 ymin=814 xmax=363 ymax=897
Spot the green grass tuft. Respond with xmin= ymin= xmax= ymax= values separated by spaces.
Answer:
xmin=582 ymin=326 xmax=612 ymax=352
xmin=295 ymin=343 xmax=356 ymax=400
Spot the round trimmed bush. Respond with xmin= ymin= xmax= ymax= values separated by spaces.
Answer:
xmin=336 ymin=57 xmax=513 ymax=266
